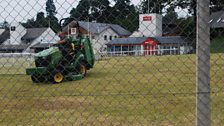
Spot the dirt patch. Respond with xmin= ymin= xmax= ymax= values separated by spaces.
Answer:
xmin=32 ymin=96 xmax=94 ymax=111
xmin=9 ymin=96 xmax=95 ymax=111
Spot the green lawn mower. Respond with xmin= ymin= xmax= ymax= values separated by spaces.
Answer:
xmin=26 ymin=18 xmax=95 ymax=83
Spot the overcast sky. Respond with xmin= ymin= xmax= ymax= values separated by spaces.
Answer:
xmin=0 ymin=0 xmax=188 ymax=23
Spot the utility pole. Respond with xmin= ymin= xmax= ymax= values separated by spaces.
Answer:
xmin=196 ymin=0 xmax=211 ymax=126
xmin=148 ymin=0 xmax=150 ymax=14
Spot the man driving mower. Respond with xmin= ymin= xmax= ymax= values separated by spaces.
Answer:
xmin=57 ymin=31 xmax=75 ymax=65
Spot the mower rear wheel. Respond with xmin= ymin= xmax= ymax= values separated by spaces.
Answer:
xmin=79 ymin=63 xmax=87 ymax=77
xmin=53 ymin=72 xmax=64 ymax=83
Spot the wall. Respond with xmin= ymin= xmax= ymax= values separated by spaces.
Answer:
xmin=65 ymin=26 xmax=119 ymax=60
xmin=0 ymin=29 xmax=4 ymax=35
xmin=139 ymin=14 xmax=162 ymax=37
xmin=144 ymin=38 xmax=158 ymax=55
xmin=9 ymin=22 xmax=26 ymax=45
xmin=92 ymin=28 xmax=119 ymax=53
xmin=25 ymin=28 xmax=59 ymax=52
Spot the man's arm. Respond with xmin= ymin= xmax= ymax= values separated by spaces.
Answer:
xmin=58 ymin=39 xmax=66 ymax=44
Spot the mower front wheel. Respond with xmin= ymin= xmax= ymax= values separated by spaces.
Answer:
xmin=51 ymin=71 xmax=64 ymax=83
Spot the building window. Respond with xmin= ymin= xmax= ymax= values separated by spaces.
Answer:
xmin=222 ymin=19 xmax=224 ymax=23
xmin=109 ymin=36 xmax=112 ymax=40
xmin=209 ymin=19 xmax=213 ymax=23
xmin=217 ymin=18 xmax=222 ymax=23
xmin=11 ymin=26 xmax=16 ymax=31
xmin=114 ymin=36 xmax=117 ymax=38
xmin=104 ymin=35 xmax=107 ymax=40
xmin=92 ymin=35 xmax=95 ymax=39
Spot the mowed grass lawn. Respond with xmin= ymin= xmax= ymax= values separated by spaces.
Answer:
xmin=0 ymin=54 xmax=223 ymax=125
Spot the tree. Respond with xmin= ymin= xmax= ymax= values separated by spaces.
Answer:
xmin=112 ymin=0 xmax=139 ymax=32
xmin=90 ymin=0 xmax=110 ymax=22
xmin=140 ymin=0 xmax=170 ymax=14
xmin=2 ymin=21 xmax=9 ymax=30
xmin=46 ymin=16 xmax=60 ymax=32
xmin=211 ymin=0 xmax=224 ymax=12
xmin=22 ymin=18 xmax=36 ymax=28
xmin=24 ymin=17 xmax=59 ymax=32
xmin=46 ymin=0 xmax=57 ymax=17
xmin=36 ymin=12 xmax=48 ymax=27
xmin=163 ymin=5 xmax=178 ymax=22
xmin=22 ymin=12 xmax=48 ymax=28
xmin=163 ymin=5 xmax=179 ymax=36
xmin=68 ymin=0 xmax=138 ymax=32
xmin=178 ymin=17 xmax=196 ymax=50
xmin=175 ymin=0 xmax=224 ymax=16
xmin=36 ymin=12 xmax=45 ymax=22
xmin=70 ymin=0 xmax=91 ymax=21
xmin=68 ymin=0 xmax=112 ymax=23
xmin=45 ymin=0 xmax=60 ymax=32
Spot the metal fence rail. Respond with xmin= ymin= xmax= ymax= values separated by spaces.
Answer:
xmin=99 ymin=48 xmax=190 ymax=57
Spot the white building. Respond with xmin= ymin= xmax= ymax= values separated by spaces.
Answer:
xmin=23 ymin=28 xmax=59 ymax=52
xmin=0 ymin=28 xmax=5 ymax=35
xmin=106 ymin=13 xmax=193 ymax=56
xmin=8 ymin=22 xmax=27 ymax=45
xmin=0 ymin=28 xmax=9 ymax=45
xmin=63 ymin=21 xmax=131 ymax=57
xmin=131 ymin=14 xmax=162 ymax=37
xmin=107 ymin=36 xmax=192 ymax=56
xmin=0 ymin=22 xmax=59 ymax=53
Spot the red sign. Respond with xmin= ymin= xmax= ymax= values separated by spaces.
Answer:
xmin=143 ymin=16 xmax=152 ymax=21
xmin=145 ymin=41 xmax=154 ymax=44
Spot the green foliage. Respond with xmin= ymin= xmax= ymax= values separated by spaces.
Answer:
xmin=211 ymin=37 xmax=224 ymax=53
xmin=163 ymin=5 xmax=178 ymax=24
xmin=22 ymin=0 xmax=224 ymax=36
xmin=167 ymin=5 xmax=178 ymax=18
xmin=178 ymin=17 xmax=195 ymax=38
xmin=90 ymin=0 xmax=110 ymax=21
xmin=22 ymin=0 xmax=60 ymax=32
xmin=22 ymin=12 xmax=47 ymax=28
xmin=36 ymin=12 xmax=48 ymax=28
xmin=46 ymin=16 xmax=60 ymax=32
xmin=22 ymin=18 xmax=37 ymax=28
xmin=177 ymin=17 xmax=196 ymax=48
xmin=175 ymin=0 xmax=224 ymax=14
xmin=112 ymin=0 xmax=139 ymax=32
xmin=68 ymin=0 xmax=138 ymax=32
xmin=46 ymin=0 xmax=60 ymax=32
xmin=211 ymin=0 xmax=224 ymax=12
xmin=69 ymin=0 xmax=111 ymax=22
xmin=2 ymin=21 xmax=9 ymax=29
xmin=46 ymin=0 xmax=57 ymax=17
xmin=70 ymin=0 xmax=90 ymax=21
xmin=140 ymin=0 xmax=170 ymax=14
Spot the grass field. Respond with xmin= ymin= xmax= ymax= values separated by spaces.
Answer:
xmin=0 ymin=54 xmax=223 ymax=125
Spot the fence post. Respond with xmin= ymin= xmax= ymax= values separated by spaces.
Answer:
xmin=196 ymin=0 xmax=211 ymax=126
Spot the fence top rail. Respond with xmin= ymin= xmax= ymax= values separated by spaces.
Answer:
xmin=0 ymin=53 xmax=35 ymax=57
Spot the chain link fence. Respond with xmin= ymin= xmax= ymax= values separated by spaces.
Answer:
xmin=0 ymin=0 xmax=223 ymax=125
